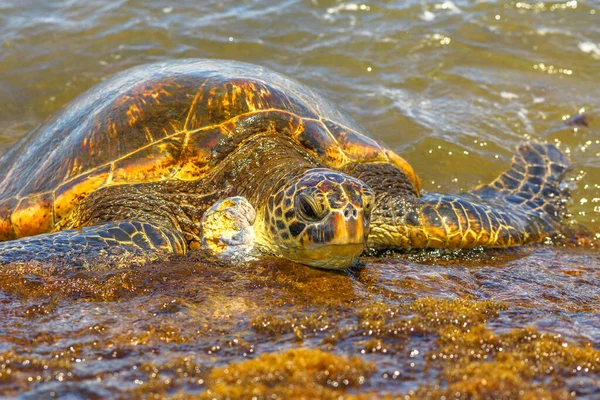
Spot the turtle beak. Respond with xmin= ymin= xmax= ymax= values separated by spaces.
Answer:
xmin=326 ymin=204 xmax=368 ymax=247
xmin=295 ymin=206 xmax=369 ymax=270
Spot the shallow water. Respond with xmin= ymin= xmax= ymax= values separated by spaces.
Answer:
xmin=1 ymin=0 xmax=599 ymax=398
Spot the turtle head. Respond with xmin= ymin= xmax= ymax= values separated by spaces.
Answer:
xmin=262 ymin=168 xmax=374 ymax=270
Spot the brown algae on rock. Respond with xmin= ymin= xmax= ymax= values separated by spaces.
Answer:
xmin=1 ymin=249 xmax=600 ymax=398
xmin=413 ymin=313 xmax=600 ymax=399
xmin=197 ymin=348 xmax=375 ymax=400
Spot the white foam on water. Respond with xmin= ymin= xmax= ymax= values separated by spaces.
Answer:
xmin=500 ymin=91 xmax=519 ymax=100
xmin=578 ymin=41 xmax=600 ymax=59
xmin=533 ymin=97 xmax=545 ymax=104
xmin=327 ymin=3 xmax=358 ymax=14
xmin=326 ymin=3 xmax=370 ymax=14
xmin=536 ymin=27 xmax=573 ymax=37
xmin=434 ymin=1 xmax=461 ymax=14
xmin=421 ymin=11 xmax=436 ymax=21
xmin=517 ymin=108 xmax=534 ymax=134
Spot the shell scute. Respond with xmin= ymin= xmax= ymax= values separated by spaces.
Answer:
xmin=14 ymin=127 xmax=76 ymax=197
xmin=54 ymin=165 xmax=111 ymax=221
xmin=0 ymin=198 xmax=18 ymax=241
xmin=176 ymin=126 xmax=231 ymax=180
xmin=112 ymin=133 xmax=186 ymax=183
xmin=296 ymin=119 xmax=346 ymax=168
xmin=323 ymin=120 xmax=386 ymax=163
xmin=185 ymin=78 xmax=318 ymax=132
xmin=221 ymin=110 xmax=304 ymax=150
xmin=11 ymin=193 xmax=53 ymax=238
xmin=81 ymin=77 xmax=194 ymax=175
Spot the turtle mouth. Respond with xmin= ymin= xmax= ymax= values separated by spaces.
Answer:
xmin=287 ymin=243 xmax=365 ymax=270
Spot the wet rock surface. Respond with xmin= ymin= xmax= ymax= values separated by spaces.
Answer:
xmin=1 ymin=246 xmax=599 ymax=398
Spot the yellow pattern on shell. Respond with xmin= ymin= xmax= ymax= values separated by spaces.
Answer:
xmin=0 ymin=59 xmax=420 ymax=240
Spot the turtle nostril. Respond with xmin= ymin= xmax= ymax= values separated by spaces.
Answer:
xmin=344 ymin=204 xmax=358 ymax=219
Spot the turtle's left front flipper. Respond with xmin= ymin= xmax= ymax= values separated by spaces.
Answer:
xmin=199 ymin=196 xmax=258 ymax=263
xmin=0 ymin=221 xmax=186 ymax=266
xmin=368 ymin=141 xmax=579 ymax=249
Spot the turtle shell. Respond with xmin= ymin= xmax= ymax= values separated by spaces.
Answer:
xmin=0 ymin=59 xmax=419 ymax=240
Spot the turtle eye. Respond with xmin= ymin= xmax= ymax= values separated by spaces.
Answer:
xmin=362 ymin=195 xmax=373 ymax=214
xmin=363 ymin=198 xmax=372 ymax=213
xmin=295 ymin=193 xmax=325 ymax=222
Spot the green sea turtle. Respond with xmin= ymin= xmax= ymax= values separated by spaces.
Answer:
xmin=0 ymin=59 xmax=574 ymax=269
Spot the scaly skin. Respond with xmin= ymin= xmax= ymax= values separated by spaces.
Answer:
xmin=0 ymin=133 xmax=373 ymax=269
xmin=0 ymin=221 xmax=186 ymax=264
xmin=256 ymin=168 xmax=373 ymax=269
xmin=345 ymin=141 xmax=572 ymax=250
xmin=200 ymin=134 xmax=374 ymax=269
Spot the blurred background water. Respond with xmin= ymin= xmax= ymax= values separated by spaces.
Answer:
xmin=1 ymin=0 xmax=599 ymax=398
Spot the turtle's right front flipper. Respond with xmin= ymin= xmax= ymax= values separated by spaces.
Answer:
xmin=367 ymin=141 xmax=578 ymax=250
xmin=0 ymin=221 xmax=186 ymax=266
